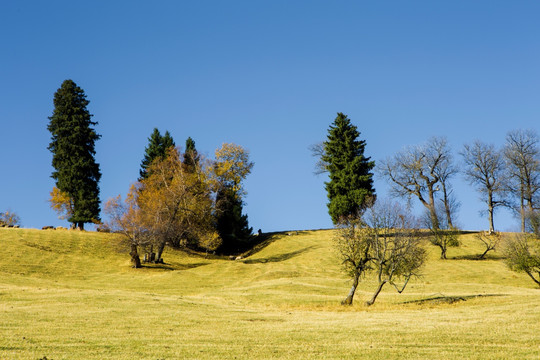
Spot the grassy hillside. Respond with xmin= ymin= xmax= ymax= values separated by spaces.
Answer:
xmin=0 ymin=227 xmax=539 ymax=359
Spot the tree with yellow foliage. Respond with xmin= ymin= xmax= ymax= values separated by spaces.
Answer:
xmin=213 ymin=143 xmax=254 ymax=197
xmin=0 ymin=210 xmax=21 ymax=227
xmin=49 ymin=186 xmax=74 ymax=221
xmin=106 ymin=146 xmax=220 ymax=265
xmin=104 ymin=141 xmax=256 ymax=265
xmin=138 ymin=147 xmax=218 ymax=261
xmin=213 ymin=143 xmax=254 ymax=253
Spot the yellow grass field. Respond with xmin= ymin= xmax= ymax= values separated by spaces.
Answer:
xmin=0 ymin=227 xmax=539 ymax=359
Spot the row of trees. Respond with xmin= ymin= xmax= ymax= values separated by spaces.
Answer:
xmin=316 ymin=113 xmax=540 ymax=236
xmin=46 ymin=80 xmax=255 ymax=266
xmin=382 ymin=130 xmax=540 ymax=236
xmin=316 ymin=113 xmax=540 ymax=304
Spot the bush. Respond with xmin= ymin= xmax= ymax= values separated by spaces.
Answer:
xmin=503 ymin=233 xmax=540 ymax=287
xmin=0 ymin=211 xmax=21 ymax=227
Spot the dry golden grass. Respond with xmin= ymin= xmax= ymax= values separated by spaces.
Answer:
xmin=0 ymin=227 xmax=539 ymax=359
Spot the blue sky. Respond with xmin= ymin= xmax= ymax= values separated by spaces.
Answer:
xmin=1 ymin=1 xmax=539 ymax=232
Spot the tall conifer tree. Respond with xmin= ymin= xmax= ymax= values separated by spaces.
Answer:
xmin=47 ymin=80 xmax=101 ymax=230
xmin=322 ymin=113 xmax=375 ymax=224
xmin=139 ymin=128 xmax=175 ymax=180
xmin=183 ymin=137 xmax=200 ymax=172
xmin=161 ymin=131 xmax=175 ymax=152
xmin=215 ymin=186 xmax=253 ymax=253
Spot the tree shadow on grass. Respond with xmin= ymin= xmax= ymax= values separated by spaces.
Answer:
xmin=241 ymin=230 xmax=311 ymax=258
xmin=402 ymin=293 xmax=505 ymax=305
xmin=141 ymin=262 xmax=209 ymax=271
xmin=450 ymin=253 xmax=505 ymax=261
xmin=243 ymin=246 xmax=315 ymax=264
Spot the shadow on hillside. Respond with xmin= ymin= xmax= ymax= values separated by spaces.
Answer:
xmin=241 ymin=230 xmax=311 ymax=258
xmin=403 ymin=293 xmax=505 ymax=305
xmin=243 ymin=246 xmax=315 ymax=264
xmin=450 ymin=253 xmax=505 ymax=261
xmin=142 ymin=262 xmax=208 ymax=271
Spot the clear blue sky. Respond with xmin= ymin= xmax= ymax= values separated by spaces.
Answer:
xmin=1 ymin=1 xmax=539 ymax=232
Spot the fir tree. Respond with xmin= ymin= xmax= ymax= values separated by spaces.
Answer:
xmin=161 ymin=131 xmax=175 ymax=151
xmin=215 ymin=186 xmax=253 ymax=253
xmin=139 ymin=128 xmax=175 ymax=180
xmin=47 ymin=80 xmax=101 ymax=230
xmin=322 ymin=113 xmax=375 ymax=224
xmin=183 ymin=137 xmax=200 ymax=172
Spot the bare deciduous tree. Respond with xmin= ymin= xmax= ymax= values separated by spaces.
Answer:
xmin=433 ymin=143 xmax=459 ymax=229
xmin=504 ymin=130 xmax=540 ymax=234
xmin=104 ymin=187 xmax=149 ymax=268
xmin=380 ymin=137 xmax=455 ymax=231
xmin=461 ymin=141 xmax=507 ymax=233
xmin=335 ymin=200 xmax=426 ymax=306
xmin=363 ymin=201 xmax=426 ymax=306
xmin=422 ymin=202 xmax=460 ymax=260
xmin=476 ymin=232 xmax=501 ymax=260
xmin=309 ymin=141 xmax=328 ymax=175
xmin=0 ymin=211 xmax=21 ymax=227
xmin=334 ymin=217 xmax=372 ymax=306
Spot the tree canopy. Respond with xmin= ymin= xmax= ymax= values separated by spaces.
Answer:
xmin=335 ymin=200 xmax=425 ymax=306
xmin=380 ymin=136 xmax=454 ymax=231
xmin=183 ymin=137 xmax=200 ymax=172
xmin=139 ymin=128 xmax=175 ymax=180
xmin=504 ymin=129 xmax=540 ymax=234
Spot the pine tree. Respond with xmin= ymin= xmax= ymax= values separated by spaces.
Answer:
xmin=183 ymin=137 xmax=200 ymax=172
xmin=322 ymin=113 xmax=375 ymax=224
xmin=161 ymin=131 xmax=175 ymax=151
xmin=139 ymin=128 xmax=175 ymax=180
xmin=215 ymin=186 xmax=253 ymax=253
xmin=47 ymin=80 xmax=101 ymax=230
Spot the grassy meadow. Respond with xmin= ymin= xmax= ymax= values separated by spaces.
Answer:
xmin=0 ymin=227 xmax=539 ymax=359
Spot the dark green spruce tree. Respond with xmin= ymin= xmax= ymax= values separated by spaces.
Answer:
xmin=47 ymin=80 xmax=101 ymax=230
xmin=322 ymin=113 xmax=375 ymax=224
xmin=215 ymin=186 xmax=253 ymax=253
xmin=183 ymin=137 xmax=200 ymax=172
xmin=139 ymin=128 xmax=175 ymax=180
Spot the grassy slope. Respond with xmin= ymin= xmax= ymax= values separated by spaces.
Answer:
xmin=0 ymin=228 xmax=539 ymax=359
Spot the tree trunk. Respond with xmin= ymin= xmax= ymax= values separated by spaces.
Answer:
xmin=341 ymin=272 xmax=360 ymax=305
xmin=366 ymin=280 xmax=387 ymax=306
xmin=520 ymin=188 xmax=526 ymax=233
xmin=440 ymin=245 xmax=447 ymax=260
xmin=525 ymin=271 xmax=540 ymax=287
xmin=442 ymin=184 xmax=454 ymax=229
xmin=130 ymin=244 xmax=142 ymax=268
xmin=427 ymin=189 xmax=439 ymax=230
xmin=77 ymin=222 xmax=84 ymax=231
xmin=528 ymin=203 xmax=539 ymax=236
xmin=444 ymin=204 xmax=453 ymax=229
xmin=487 ymin=192 xmax=494 ymax=233
xmin=478 ymin=247 xmax=490 ymax=260
xmin=156 ymin=241 xmax=166 ymax=262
